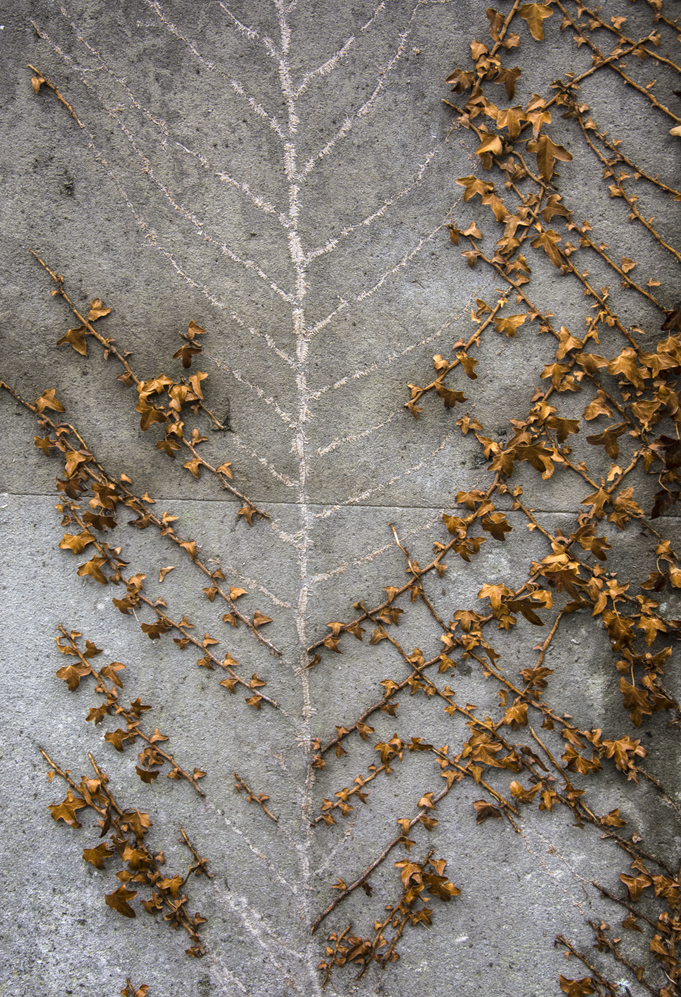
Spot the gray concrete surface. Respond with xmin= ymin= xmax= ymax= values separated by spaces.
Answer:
xmin=1 ymin=1 xmax=681 ymax=995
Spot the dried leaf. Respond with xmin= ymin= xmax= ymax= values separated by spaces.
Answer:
xmin=105 ymin=885 xmax=137 ymax=918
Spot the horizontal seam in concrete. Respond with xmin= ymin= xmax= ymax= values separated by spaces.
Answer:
xmin=2 ymin=492 xmax=681 ymax=518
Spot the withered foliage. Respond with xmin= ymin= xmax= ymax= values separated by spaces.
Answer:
xmin=305 ymin=0 xmax=681 ymax=992
xmin=42 ymin=747 xmax=210 ymax=957
xmin=6 ymin=1 xmax=681 ymax=994
xmin=54 ymin=626 xmax=206 ymax=793
xmin=1 ymin=195 xmax=282 ymax=979
xmin=120 ymin=982 xmax=149 ymax=997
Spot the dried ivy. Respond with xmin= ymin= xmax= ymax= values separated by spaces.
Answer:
xmin=4 ymin=2 xmax=681 ymax=994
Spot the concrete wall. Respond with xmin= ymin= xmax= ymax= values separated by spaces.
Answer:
xmin=1 ymin=2 xmax=680 ymax=995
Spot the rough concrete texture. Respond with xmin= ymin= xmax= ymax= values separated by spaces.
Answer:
xmin=1 ymin=1 xmax=681 ymax=995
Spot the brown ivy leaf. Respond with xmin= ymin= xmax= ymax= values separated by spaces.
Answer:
xmin=136 ymin=767 xmax=160 ymax=786
xmin=34 ymin=434 xmax=56 ymax=456
xmin=494 ymin=313 xmax=526 ymax=337
xmin=476 ymin=136 xmax=503 ymax=167
xmin=64 ymin=451 xmax=91 ymax=477
xmin=519 ymin=3 xmax=553 ymax=41
xmin=424 ymin=872 xmax=460 ymax=900
xmin=56 ymin=326 xmax=89 ymax=356
xmin=86 ymin=703 xmax=108 ymax=725
xmin=59 ymin=530 xmax=96 ymax=555
xmin=495 ymin=65 xmax=522 ymax=100
xmin=101 ymin=662 xmax=125 ymax=687
xmin=456 ymin=176 xmax=495 ymax=201
xmin=575 ymin=352 xmax=608 ymax=374
xmin=252 ymin=611 xmax=272 ymax=628
xmin=583 ymin=389 xmax=613 ymax=421
xmin=49 ymin=789 xmax=87 ymax=827
xmin=77 ymin=556 xmax=108 ymax=585
xmin=527 ymin=135 xmax=572 ymax=181
xmin=83 ymin=842 xmax=114 ymax=869
xmin=35 ymin=388 xmax=65 ymax=414
xmin=478 ymin=582 xmax=513 ymax=611
xmin=607 ymin=348 xmax=646 ymax=389
xmin=56 ymin=662 xmax=91 ymax=691
xmin=186 ymin=320 xmax=206 ymax=340
xmin=173 ymin=342 xmax=203 ymax=368
xmin=586 ymin=423 xmax=627 ymax=459
xmin=87 ymin=298 xmax=111 ymax=321
xmin=509 ymin=780 xmax=539 ymax=804
xmin=188 ymin=371 xmax=208 ymax=398
xmin=481 ymin=512 xmax=513 ymax=541
xmin=546 ymin=415 xmax=580 ymax=443
xmin=141 ymin=619 xmax=173 ymax=640
xmin=462 ymin=222 xmax=483 ymax=240
xmin=531 ymin=227 xmax=563 ymax=266
xmin=457 ymin=354 xmax=478 ymax=379
xmin=183 ymin=458 xmax=202 ymax=479
xmin=496 ymin=106 xmax=526 ymax=140
xmin=619 ymin=872 xmax=653 ymax=902
xmin=82 ymin=511 xmax=117 ymax=532
xmin=435 ymin=383 xmax=466 ymax=408
xmin=136 ymin=401 xmax=167 ymax=432
xmin=120 ymin=980 xmax=149 ymax=997
xmin=661 ymin=303 xmax=681 ymax=331
xmin=601 ymin=808 xmax=626 ymax=828
xmin=156 ymin=437 xmax=181 ymax=459
xmin=105 ymin=729 xmax=132 ymax=752
xmin=216 ymin=462 xmax=233 ymax=478
xmin=542 ymin=195 xmax=572 ymax=223
xmin=158 ymin=875 xmax=184 ymax=898
xmin=472 ymin=800 xmax=502 ymax=823
xmin=559 ymin=979 xmax=595 ymax=997
xmin=503 ymin=704 xmax=529 ymax=729
xmin=159 ymin=566 xmax=175 ymax=582
xmin=630 ymin=399 xmax=661 ymax=430
xmin=119 ymin=810 xmax=152 ymax=841
xmin=462 ymin=247 xmax=482 ymax=268
xmin=555 ymin=327 xmax=583 ymax=360
xmin=105 ymin=885 xmax=137 ymax=918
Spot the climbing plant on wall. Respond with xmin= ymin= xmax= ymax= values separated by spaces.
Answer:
xmin=3 ymin=1 xmax=681 ymax=994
